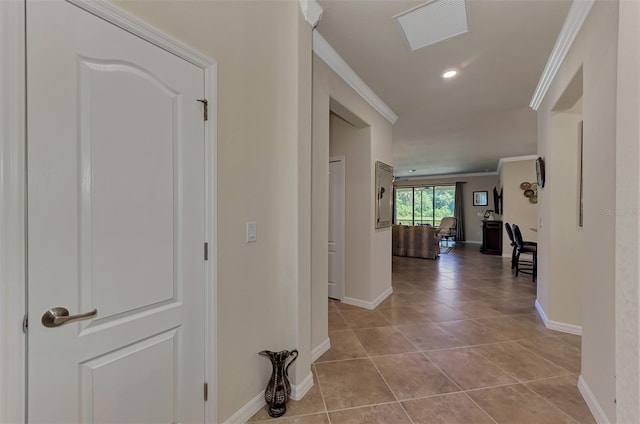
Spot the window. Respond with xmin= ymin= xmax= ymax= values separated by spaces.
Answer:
xmin=394 ymin=185 xmax=455 ymax=226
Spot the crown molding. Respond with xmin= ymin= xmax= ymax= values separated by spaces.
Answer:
xmin=313 ymin=31 xmax=398 ymax=124
xmin=394 ymin=171 xmax=498 ymax=182
xmin=497 ymin=154 xmax=538 ymax=174
xmin=529 ymin=0 xmax=595 ymax=111
xmin=299 ymin=0 xmax=323 ymax=28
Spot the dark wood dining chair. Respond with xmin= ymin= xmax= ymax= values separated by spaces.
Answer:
xmin=512 ymin=224 xmax=537 ymax=281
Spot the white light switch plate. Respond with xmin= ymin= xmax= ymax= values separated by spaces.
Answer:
xmin=247 ymin=222 xmax=257 ymax=243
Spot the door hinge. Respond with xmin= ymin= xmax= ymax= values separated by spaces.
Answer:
xmin=204 ymin=382 xmax=208 ymax=401
xmin=22 ymin=314 xmax=28 ymax=333
xmin=204 ymin=242 xmax=209 ymax=261
xmin=197 ymin=99 xmax=208 ymax=121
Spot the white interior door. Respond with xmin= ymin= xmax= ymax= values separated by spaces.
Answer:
xmin=27 ymin=1 xmax=206 ymax=422
xmin=328 ymin=158 xmax=345 ymax=300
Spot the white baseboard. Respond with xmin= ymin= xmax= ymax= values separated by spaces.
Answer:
xmin=222 ymin=391 xmax=264 ymax=424
xmin=342 ymin=297 xmax=370 ymax=309
xmin=222 ymin=371 xmax=314 ymax=424
xmin=460 ymin=240 xmax=482 ymax=245
xmin=291 ymin=372 xmax=314 ymax=401
xmin=372 ymin=286 xmax=393 ymax=308
xmin=343 ymin=286 xmax=392 ymax=310
xmin=311 ymin=338 xmax=331 ymax=363
xmin=535 ymin=299 xmax=583 ymax=335
xmin=578 ymin=375 xmax=611 ymax=424
xmin=535 ymin=299 xmax=549 ymax=322
xmin=549 ymin=320 xmax=581 ymax=335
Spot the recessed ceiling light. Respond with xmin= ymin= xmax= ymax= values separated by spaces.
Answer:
xmin=442 ymin=69 xmax=459 ymax=79
xmin=408 ymin=169 xmax=417 ymax=173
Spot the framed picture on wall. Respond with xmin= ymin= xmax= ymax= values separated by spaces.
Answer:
xmin=536 ymin=156 xmax=546 ymax=188
xmin=375 ymin=161 xmax=394 ymax=229
xmin=578 ymin=122 xmax=583 ymax=226
xmin=473 ymin=191 xmax=488 ymax=206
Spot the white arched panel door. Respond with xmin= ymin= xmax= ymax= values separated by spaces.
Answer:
xmin=27 ymin=1 xmax=207 ymax=422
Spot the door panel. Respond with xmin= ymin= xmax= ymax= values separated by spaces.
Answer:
xmin=79 ymin=58 xmax=179 ymax=320
xmin=80 ymin=330 xmax=178 ymax=423
xmin=27 ymin=1 xmax=206 ymax=422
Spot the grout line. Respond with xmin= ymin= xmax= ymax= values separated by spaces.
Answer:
xmin=347 ymin=326 xmax=373 ymax=359
xmin=514 ymin=340 xmax=580 ymax=374
xmin=361 ymin=350 xmax=418 ymax=360
xmin=548 ymin=332 xmax=583 ymax=347
xmin=369 ymin=358 xmax=400 ymax=402
xmin=367 ymin=356 xmax=416 ymax=424
xmin=454 ymin=381 xmax=523 ymax=394
xmin=389 ymin=322 xmax=426 ymax=350
xmin=467 ymin=344 xmax=538 ymax=383
xmin=417 ymin=350 xmax=464 ymax=393
xmin=430 ymin=320 xmax=508 ymax=345
xmin=394 ymin=389 xmax=465 ymax=403
xmin=252 ymin=410 xmax=330 ymax=423
xmin=310 ymin=363 xmax=332 ymax=424
xmin=320 ymin=399 xmax=405 ymax=415
xmin=520 ymin=381 xmax=583 ymax=424
xmin=421 ymin=348 xmax=551 ymax=395
xmin=462 ymin=391 xmax=500 ymax=424
xmin=521 ymin=373 xmax=578 ymax=384
xmin=313 ymin=356 xmax=369 ymax=364
xmin=327 ymin=246 xmax=586 ymax=423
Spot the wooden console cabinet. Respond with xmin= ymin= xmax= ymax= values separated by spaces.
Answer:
xmin=480 ymin=220 xmax=503 ymax=255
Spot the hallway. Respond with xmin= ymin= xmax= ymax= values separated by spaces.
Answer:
xmin=250 ymin=245 xmax=595 ymax=423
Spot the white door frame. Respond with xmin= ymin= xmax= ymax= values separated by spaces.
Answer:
xmin=0 ymin=1 xmax=218 ymax=421
xmin=0 ymin=1 xmax=27 ymax=421
xmin=329 ymin=156 xmax=345 ymax=301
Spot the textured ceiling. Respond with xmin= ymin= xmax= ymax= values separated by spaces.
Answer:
xmin=316 ymin=0 xmax=572 ymax=177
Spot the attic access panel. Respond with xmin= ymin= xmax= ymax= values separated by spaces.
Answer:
xmin=395 ymin=0 xmax=469 ymax=51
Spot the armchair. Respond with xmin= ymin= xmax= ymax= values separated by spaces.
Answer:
xmin=438 ymin=217 xmax=457 ymax=245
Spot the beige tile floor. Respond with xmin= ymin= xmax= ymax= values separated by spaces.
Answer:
xmin=250 ymin=245 xmax=595 ymax=424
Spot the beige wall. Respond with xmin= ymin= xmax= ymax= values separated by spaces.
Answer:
xmin=111 ymin=2 xmax=313 ymax=421
xmin=394 ymin=175 xmax=499 ymax=243
xmin=537 ymin=1 xmax=618 ymax=421
xmin=615 ymin=1 xmax=640 ymax=421
xmin=329 ymin=114 xmax=372 ymax=301
xmin=543 ymin=101 xmax=585 ymax=327
xmin=311 ymin=56 xmax=330 ymax=352
xmin=295 ymin=1 xmax=314 ymax=389
xmin=538 ymin=101 xmax=584 ymax=329
xmin=499 ymin=160 xmax=538 ymax=255
xmin=368 ymin=114 xmax=394 ymax=303
xmin=311 ymin=55 xmax=393 ymax=352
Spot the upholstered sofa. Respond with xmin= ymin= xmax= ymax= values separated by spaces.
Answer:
xmin=392 ymin=225 xmax=441 ymax=259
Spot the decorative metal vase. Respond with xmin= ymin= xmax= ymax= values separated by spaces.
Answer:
xmin=259 ymin=349 xmax=299 ymax=418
